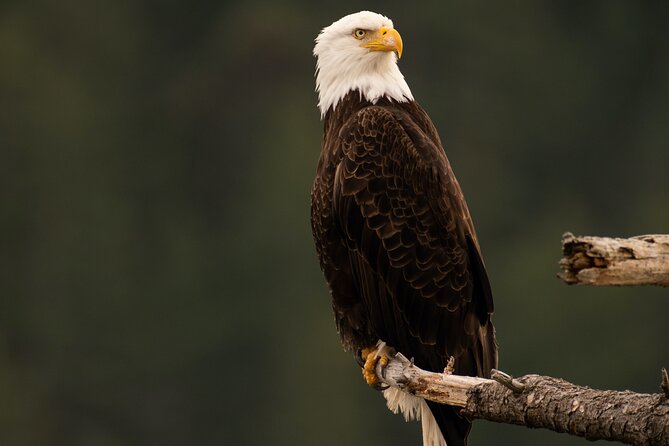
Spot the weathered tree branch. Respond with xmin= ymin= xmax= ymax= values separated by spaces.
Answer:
xmin=559 ymin=233 xmax=669 ymax=286
xmin=377 ymin=353 xmax=669 ymax=445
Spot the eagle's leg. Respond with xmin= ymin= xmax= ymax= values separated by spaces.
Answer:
xmin=359 ymin=341 xmax=393 ymax=387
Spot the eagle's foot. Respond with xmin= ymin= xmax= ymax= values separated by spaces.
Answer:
xmin=361 ymin=348 xmax=385 ymax=386
xmin=360 ymin=342 xmax=393 ymax=388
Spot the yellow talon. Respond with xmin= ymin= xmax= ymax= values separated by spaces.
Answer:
xmin=363 ymin=359 xmax=378 ymax=386
xmin=361 ymin=347 xmax=375 ymax=359
xmin=361 ymin=346 xmax=389 ymax=386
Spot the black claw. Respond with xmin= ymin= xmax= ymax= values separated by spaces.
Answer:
xmin=355 ymin=349 xmax=365 ymax=368
xmin=372 ymin=382 xmax=389 ymax=391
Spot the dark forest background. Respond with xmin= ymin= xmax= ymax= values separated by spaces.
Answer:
xmin=1 ymin=1 xmax=668 ymax=445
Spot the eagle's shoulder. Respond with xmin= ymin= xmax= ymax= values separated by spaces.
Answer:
xmin=337 ymin=102 xmax=441 ymax=173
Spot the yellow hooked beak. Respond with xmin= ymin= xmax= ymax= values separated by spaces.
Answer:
xmin=361 ymin=26 xmax=403 ymax=59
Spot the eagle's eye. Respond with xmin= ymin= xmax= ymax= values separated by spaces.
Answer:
xmin=353 ymin=29 xmax=367 ymax=39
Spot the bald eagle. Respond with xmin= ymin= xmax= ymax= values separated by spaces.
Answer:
xmin=311 ymin=11 xmax=497 ymax=446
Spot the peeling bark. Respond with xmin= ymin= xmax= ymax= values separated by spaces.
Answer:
xmin=378 ymin=353 xmax=669 ymax=445
xmin=559 ymin=233 xmax=669 ymax=286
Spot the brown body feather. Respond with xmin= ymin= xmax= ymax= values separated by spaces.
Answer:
xmin=311 ymin=91 xmax=497 ymax=446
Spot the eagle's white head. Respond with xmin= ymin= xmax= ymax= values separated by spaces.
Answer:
xmin=314 ymin=11 xmax=413 ymax=118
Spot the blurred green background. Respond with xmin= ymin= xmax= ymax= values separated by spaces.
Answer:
xmin=1 ymin=1 xmax=668 ymax=445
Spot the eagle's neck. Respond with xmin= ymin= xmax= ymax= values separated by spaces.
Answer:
xmin=316 ymin=52 xmax=413 ymax=118
xmin=322 ymin=91 xmax=369 ymax=130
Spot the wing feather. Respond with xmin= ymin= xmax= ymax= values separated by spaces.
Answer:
xmin=333 ymin=105 xmax=496 ymax=374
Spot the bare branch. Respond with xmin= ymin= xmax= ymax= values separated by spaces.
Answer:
xmin=377 ymin=353 xmax=669 ymax=445
xmin=559 ymin=232 xmax=669 ymax=286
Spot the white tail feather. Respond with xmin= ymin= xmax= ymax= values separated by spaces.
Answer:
xmin=383 ymin=388 xmax=446 ymax=446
